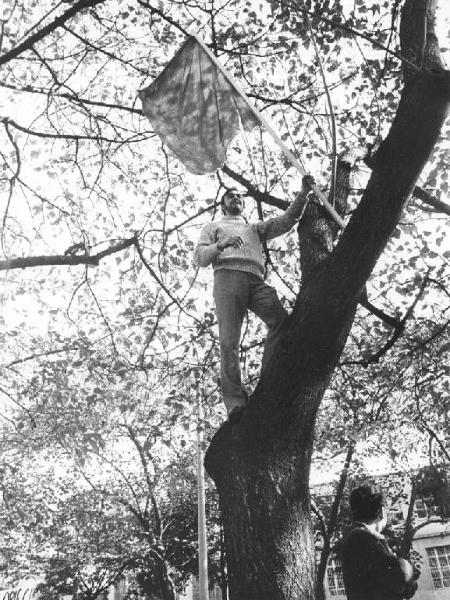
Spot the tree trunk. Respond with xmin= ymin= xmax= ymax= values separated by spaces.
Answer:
xmin=399 ymin=479 xmax=417 ymax=559
xmin=139 ymin=558 xmax=175 ymax=600
xmin=157 ymin=565 xmax=176 ymax=600
xmin=205 ymin=2 xmax=449 ymax=598
xmin=206 ymin=413 xmax=317 ymax=600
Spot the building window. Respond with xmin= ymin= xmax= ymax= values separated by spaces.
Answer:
xmin=426 ymin=545 xmax=450 ymax=589
xmin=415 ymin=493 xmax=438 ymax=519
xmin=415 ymin=498 xmax=429 ymax=519
xmin=192 ymin=578 xmax=200 ymax=600
xmin=387 ymin=503 xmax=403 ymax=524
xmin=209 ymin=587 xmax=223 ymax=600
xmin=327 ymin=557 xmax=346 ymax=597
xmin=191 ymin=579 xmax=223 ymax=600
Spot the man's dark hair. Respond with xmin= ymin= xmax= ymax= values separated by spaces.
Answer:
xmin=349 ymin=484 xmax=383 ymax=523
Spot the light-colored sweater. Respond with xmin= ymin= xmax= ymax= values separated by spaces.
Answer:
xmin=194 ymin=193 xmax=307 ymax=278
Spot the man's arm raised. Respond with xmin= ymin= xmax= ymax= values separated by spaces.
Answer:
xmin=257 ymin=175 xmax=315 ymax=242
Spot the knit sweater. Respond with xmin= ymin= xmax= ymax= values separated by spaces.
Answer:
xmin=194 ymin=192 xmax=307 ymax=278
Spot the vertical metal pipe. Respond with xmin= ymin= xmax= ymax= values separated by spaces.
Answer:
xmin=197 ymin=395 xmax=209 ymax=600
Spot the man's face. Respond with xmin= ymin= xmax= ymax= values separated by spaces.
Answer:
xmin=223 ymin=191 xmax=244 ymax=215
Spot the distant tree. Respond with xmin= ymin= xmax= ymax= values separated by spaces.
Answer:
xmin=0 ymin=358 xmax=225 ymax=600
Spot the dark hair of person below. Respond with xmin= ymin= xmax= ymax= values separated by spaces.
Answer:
xmin=349 ymin=484 xmax=384 ymax=522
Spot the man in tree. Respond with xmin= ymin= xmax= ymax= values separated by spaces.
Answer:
xmin=342 ymin=484 xmax=419 ymax=600
xmin=194 ymin=175 xmax=315 ymax=420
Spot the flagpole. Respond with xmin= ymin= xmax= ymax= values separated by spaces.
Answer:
xmin=193 ymin=35 xmax=346 ymax=230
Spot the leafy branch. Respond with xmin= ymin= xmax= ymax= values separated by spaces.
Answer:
xmin=0 ymin=236 xmax=137 ymax=271
xmin=0 ymin=0 xmax=106 ymax=66
xmin=288 ymin=0 xmax=421 ymax=73
xmin=2 ymin=117 xmax=150 ymax=144
xmin=137 ymin=1 xmax=190 ymax=37
xmin=341 ymin=273 xmax=431 ymax=367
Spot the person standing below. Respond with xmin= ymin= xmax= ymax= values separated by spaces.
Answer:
xmin=194 ymin=175 xmax=315 ymax=420
xmin=342 ymin=484 xmax=419 ymax=600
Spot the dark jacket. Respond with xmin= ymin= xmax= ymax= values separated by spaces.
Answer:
xmin=342 ymin=525 xmax=410 ymax=600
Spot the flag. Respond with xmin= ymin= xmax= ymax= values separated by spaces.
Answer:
xmin=139 ymin=36 xmax=259 ymax=175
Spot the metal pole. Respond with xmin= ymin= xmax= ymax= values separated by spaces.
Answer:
xmin=197 ymin=394 xmax=209 ymax=600
xmin=193 ymin=35 xmax=346 ymax=230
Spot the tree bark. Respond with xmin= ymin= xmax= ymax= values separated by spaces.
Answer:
xmin=206 ymin=423 xmax=316 ymax=600
xmin=205 ymin=2 xmax=449 ymax=598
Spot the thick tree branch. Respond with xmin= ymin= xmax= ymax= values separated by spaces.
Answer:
xmin=225 ymin=152 xmax=449 ymax=219
xmin=0 ymin=236 xmax=136 ymax=271
xmin=341 ymin=273 xmax=430 ymax=367
xmin=0 ymin=0 xmax=106 ymax=67
xmin=409 ymin=517 xmax=449 ymax=540
xmin=358 ymin=292 xmax=401 ymax=329
xmin=364 ymin=153 xmax=450 ymax=216
xmin=410 ymin=186 xmax=450 ymax=215
xmin=222 ymin=165 xmax=288 ymax=210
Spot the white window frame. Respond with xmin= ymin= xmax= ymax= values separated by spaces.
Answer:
xmin=426 ymin=545 xmax=450 ymax=589
xmin=415 ymin=498 xmax=429 ymax=519
xmin=326 ymin=557 xmax=346 ymax=597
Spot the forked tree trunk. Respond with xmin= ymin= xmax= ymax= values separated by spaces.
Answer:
xmin=205 ymin=1 xmax=449 ymax=598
